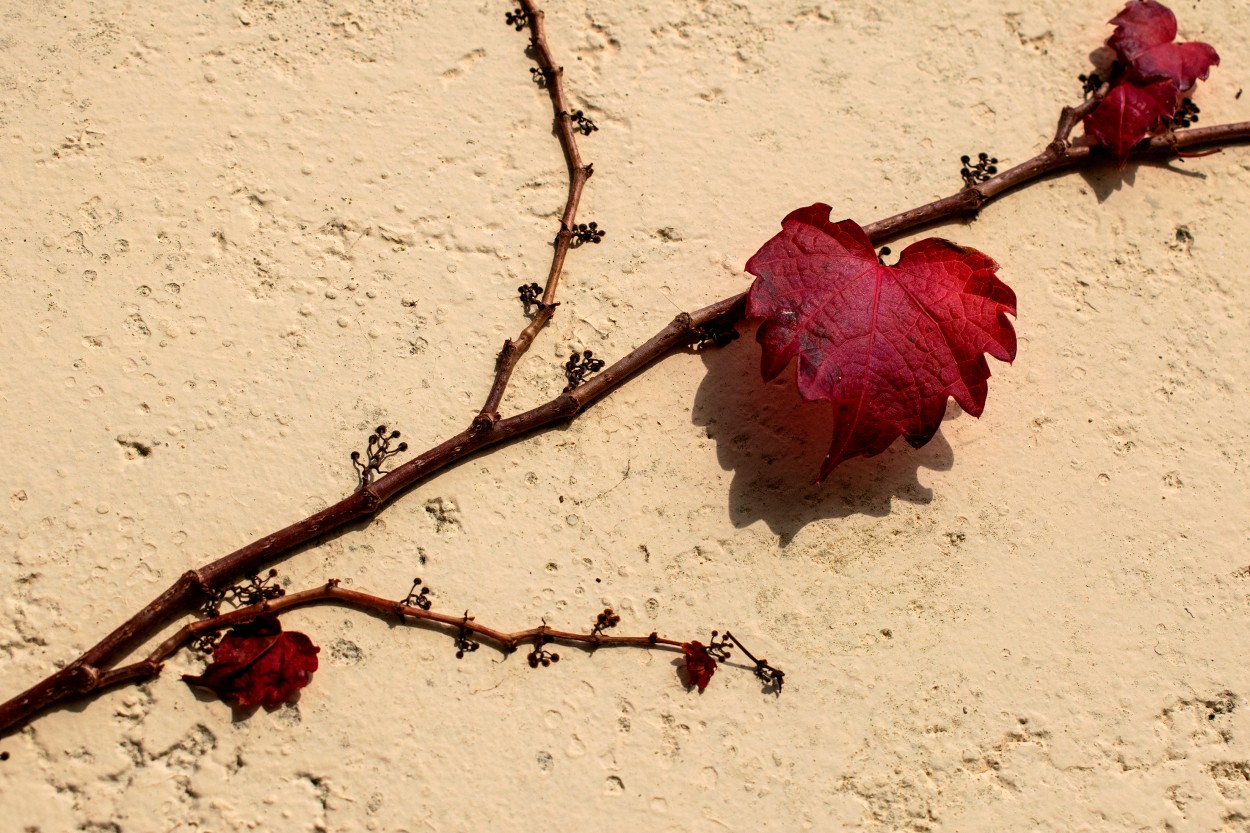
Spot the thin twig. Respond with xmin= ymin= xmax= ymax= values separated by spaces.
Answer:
xmin=1052 ymin=83 xmax=1109 ymax=146
xmin=477 ymin=0 xmax=596 ymax=427
xmin=94 ymin=581 xmax=684 ymax=694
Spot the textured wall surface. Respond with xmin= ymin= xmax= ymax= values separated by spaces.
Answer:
xmin=1 ymin=1 xmax=1248 ymax=830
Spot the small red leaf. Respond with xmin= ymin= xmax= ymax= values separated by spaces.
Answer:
xmin=681 ymin=641 xmax=717 ymax=692
xmin=183 ymin=614 xmax=320 ymax=708
xmin=1083 ymin=79 xmax=1179 ymax=165
xmin=1107 ymin=0 xmax=1219 ymax=92
xmin=745 ymin=206 xmax=1016 ymax=481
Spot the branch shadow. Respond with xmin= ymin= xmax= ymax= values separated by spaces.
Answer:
xmin=1080 ymin=157 xmax=1209 ymax=202
xmin=692 ymin=331 xmax=955 ymax=540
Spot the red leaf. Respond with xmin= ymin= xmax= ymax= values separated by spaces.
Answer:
xmin=1107 ymin=0 xmax=1219 ymax=92
xmin=183 ymin=614 xmax=320 ymax=708
xmin=1083 ymin=79 xmax=1179 ymax=165
xmin=744 ymin=206 xmax=1017 ymax=481
xmin=681 ymin=641 xmax=717 ymax=692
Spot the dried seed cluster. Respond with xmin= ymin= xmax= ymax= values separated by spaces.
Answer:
xmin=1078 ymin=71 xmax=1103 ymax=98
xmin=568 ymin=109 xmax=598 ymax=135
xmin=504 ymin=8 xmax=531 ymax=30
xmin=1172 ymin=97 xmax=1201 ymax=129
xmin=572 ymin=221 xmax=605 ymax=244
xmin=402 ymin=578 xmax=433 ymax=612
xmin=564 ymin=350 xmax=605 ymax=390
xmin=454 ymin=615 xmax=480 ymax=659
xmin=527 ymin=634 xmax=561 ymax=668
xmin=530 ymin=67 xmax=553 ymax=88
xmin=960 ymin=152 xmax=999 ymax=187
xmin=201 ymin=569 xmax=286 ymax=619
xmin=517 ymin=282 xmax=547 ymax=313
xmin=351 ymin=425 xmax=408 ymax=488
xmin=592 ymin=608 xmax=621 ymax=637
xmin=692 ymin=318 xmax=740 ymax=350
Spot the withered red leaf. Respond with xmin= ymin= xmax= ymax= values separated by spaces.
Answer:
xmin=183 ymin=614 xmax=320 ymax=708
xmin=1107 ymin=0 xmax=1219 ymax=92
xmin=745 ymin=205 xmax=1017 ymax=481
xmin=1083 ymin=78 xmax=1178 ymax=165
xmin=681 ymin=641 xmax=717 ymax=692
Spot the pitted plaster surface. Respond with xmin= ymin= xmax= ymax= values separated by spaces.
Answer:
xmin=1 ymin=1 xmax=1248 ymax=830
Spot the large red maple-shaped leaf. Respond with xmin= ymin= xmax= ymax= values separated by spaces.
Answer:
xmin=745 ymin=205 xmax=1017 ymax=481
xmin=183 ymin=614 xmax=320 ymax=708
xmin=1083 ymin=78 xmax=1178 ymax=165
xmin=1107 ymin=0 xmax=1219 ymax=92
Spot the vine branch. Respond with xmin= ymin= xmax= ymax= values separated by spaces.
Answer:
xmin=477 ymin=0 xmax=596 ymax=426
xmin=865 ymin=104 xmax=1250 ymax=242
xmin=91 ymin=581 xmax=687 ymax=697
xmin=1 ymin=2 xmax=1248 ymax=737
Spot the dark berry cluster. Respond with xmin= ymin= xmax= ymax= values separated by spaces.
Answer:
xmin=568 ymin=109 xmax=598 ymax=136
xmin=692 ymin=318 xmax=740 ymax=350
xmin=591 ymin=608 xmax=621 ymax=637
xmin=454 ymin=615 xmax=481 ymax=659
xmin=1172 ymin=97 xmax=1201 ymax=129
xmin=351 ymin=425 xmax=408 ymax=488
xmin=707 ymin=630 xmax=733 ymax=662
xmin=571 ymin=221 xmax=605 ymax=245
xmin=402 ymin=577 xmax=433 ymax=611
xmin=201 ymin=569 xmax=286 ymax=619
xmin=527 ymin=634 xmax=561 ymax=668
xmin=505 ymin=8 xmax=531 ymax=30
xmin=190 ymin=632 xmax=222 ymax=655
xmin=1078 ymin=72 xmax=1103 ymax=98
xmin=530 ymin=67 xmax=552 ymax=88
xmin=960 ymin=151 xmax=999 ymax=187
xmin=517 ymin=282 xmax=547 ymax=313
xmin=564 ymin=350 xmax=605 ymax=390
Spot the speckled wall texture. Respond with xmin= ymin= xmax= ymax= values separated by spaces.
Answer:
xmin=2 ymin=1 xmax=1249 ymax=831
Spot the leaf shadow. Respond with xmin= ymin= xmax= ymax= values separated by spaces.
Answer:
xmin=692 ymin=330 xmax=954 ymax=540
xmin=1080 ymin=163 xmax=1138 ymax=200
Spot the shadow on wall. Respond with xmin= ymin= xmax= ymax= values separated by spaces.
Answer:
xmin=692 ymin=326 xmax=956 ymax=540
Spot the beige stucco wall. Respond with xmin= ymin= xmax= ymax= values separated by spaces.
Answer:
xmin=2 ymin=1 xmax=1248 ymax=830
